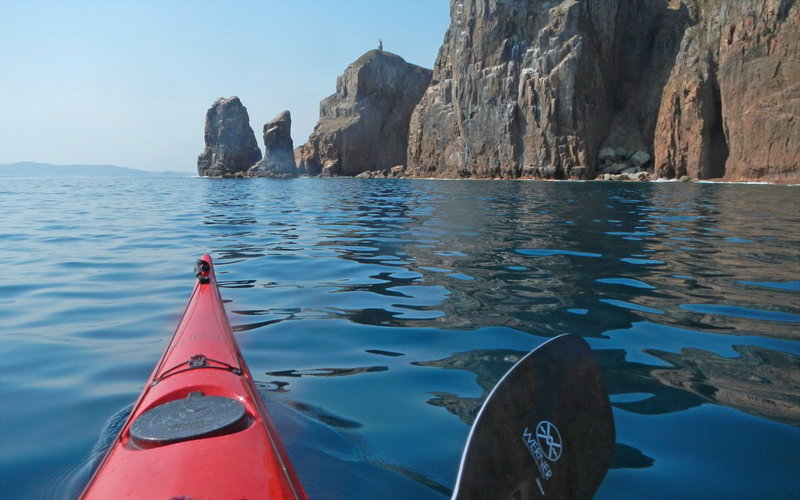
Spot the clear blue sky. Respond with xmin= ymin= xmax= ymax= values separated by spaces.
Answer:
xmin=0 ymin=0 xmax=450 ymax=172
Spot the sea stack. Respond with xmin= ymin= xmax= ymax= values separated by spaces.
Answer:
xmin=197 ymin=96 xmax=262 ymax=177
xmin=295 ymin=50 xmax=432 ymax=177
xmin=248 ymin=110 xmax=297 ymax=178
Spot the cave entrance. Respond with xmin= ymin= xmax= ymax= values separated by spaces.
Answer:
xmin=704 ymin=84 xmax=729 ymax=179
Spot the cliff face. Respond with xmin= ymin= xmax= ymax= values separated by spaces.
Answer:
xmin=406 ymin=0 xmax=799 ymax=182
xmin=197 ymin=97 xmax=262 ymax=177
xmin=248 ymin=110 xmax=297 ymax=178
xmin=407 ymin=0 xmax=620 ymax=179
xmin=654 ymin=0 xmax=799 ymax=182
xmin=296 ymin=50 xmax=432 ymax=176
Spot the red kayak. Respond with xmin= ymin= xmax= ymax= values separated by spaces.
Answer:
xmin=81 ymin=255 xmax=307 ymax=499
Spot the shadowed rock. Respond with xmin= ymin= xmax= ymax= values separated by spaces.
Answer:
xmin=248 ymin=110 xmax=297 ymax=178
xmin=654 ymin=0 xmax=799 ymax=182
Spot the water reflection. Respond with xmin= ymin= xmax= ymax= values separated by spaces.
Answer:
xmin=411 ymin=340 xmax=799 ymax=472
xmin=202 ymin=180 xmax=799 ymax=416
xmin=646 ymin=345 xmax=800 ymax=425
xmin=266 ymin=366 xmax=389 ymax=378
xmin=287 ymin=401 xmax=364 ymax=429
xmin=4 ymin=177 xmax=795 ymax=499
xmin=365 ymin=349 xmax=405 ymax=357
xmin=197 ymin=178 xmax=798 ymax=497
xmin=412 ymin=349 xmax=525 ymax=424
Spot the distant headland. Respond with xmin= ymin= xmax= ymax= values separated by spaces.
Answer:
xmin=0 ymin=162 xmax=189 ymax=177
xmin=197 ymin=0 xmax=799 ymax=184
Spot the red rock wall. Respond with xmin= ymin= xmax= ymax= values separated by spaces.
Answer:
xmin=655 ymin=0 xmax=799 ymax=182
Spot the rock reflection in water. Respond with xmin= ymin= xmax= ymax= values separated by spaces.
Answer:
xmin=413 ymin=348 xmax=660 ymax=470
xmin=266 ymin=366 xmax=389 ymax=378
xmin=288 ymin=401 xmax=363 ymax=430
xmin=412 ymin=349 xmax=524 ymax=424
xmin=414 ymin=341 xmax=799 ymax=473
xmin=365 ymin=349 xmax=405 ymax=357
xmin=646 ymin=345 xmax=800 ymax=426
xmin=199 ymin=179 xmax=797 ymax=497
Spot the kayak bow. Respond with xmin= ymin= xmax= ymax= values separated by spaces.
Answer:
xmin=81 ymin=254 xmax=306 ymax=499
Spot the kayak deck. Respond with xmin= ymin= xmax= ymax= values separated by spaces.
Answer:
xmin=81 ymin=255 xmax=306 ymax=499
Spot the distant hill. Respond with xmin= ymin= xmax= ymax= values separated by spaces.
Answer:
xmin=0 ymin=162 xmax=191 ymax=177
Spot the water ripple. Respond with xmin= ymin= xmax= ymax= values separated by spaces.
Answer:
xmin=680 ymin=304 xmax=800 ymax=323
xmin=2 ymin=178 xmax=799 ymax=500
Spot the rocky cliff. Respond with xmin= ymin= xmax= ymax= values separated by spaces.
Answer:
xmin=248 ymin=110 xmax=297 ymax=178
xmin=197 ymin=96 xmax=262 ymax=177
xmin=406 ymin=0 xmax=799 ymax=182
xmin=296 ymin=50 xmax=432 ymax=176
xmin=654 ymin=0 xmax=799 ymax=182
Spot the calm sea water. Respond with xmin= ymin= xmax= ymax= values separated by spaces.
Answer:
xmin=1 ymin=177 xmax=798 ymax=499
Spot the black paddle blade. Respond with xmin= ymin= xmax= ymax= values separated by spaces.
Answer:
xmin=452 ymin=334 xmax=615 ymax=500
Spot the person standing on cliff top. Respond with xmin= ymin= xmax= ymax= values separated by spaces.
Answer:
xmin=378 ymin=39 xmax=383 ymax=52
